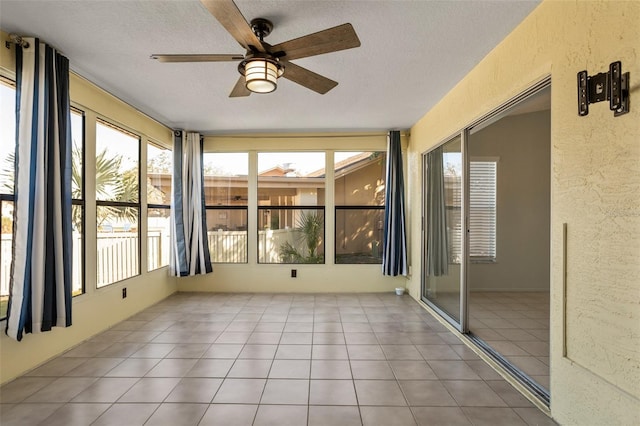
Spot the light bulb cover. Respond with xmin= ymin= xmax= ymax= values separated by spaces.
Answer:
xmin=238 ymin=54 xmax=284 ymax=94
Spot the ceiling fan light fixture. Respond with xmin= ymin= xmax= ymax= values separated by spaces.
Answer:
xmin=241 ymin=56 xmax=284 ymax=94
xmin=152 ymin=5 xmax=360 ymax=97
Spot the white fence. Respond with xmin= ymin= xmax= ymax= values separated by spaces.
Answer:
xmin=148 ymin=230 xmax=170 ymax=271
xmin=1 ymin=235 xmax=10 ymax=296
xmin=209 ymin=230 xmax=248 ymax=263
xmin=96 ymin=232 xmax=139 ymax=287
xmin=1 ymin=228 xmax=310 ymax=296
xmin=258 ymin=228 xmax=303 ymax=263
xmin=1 ymin=233 xmax=84 ymax=296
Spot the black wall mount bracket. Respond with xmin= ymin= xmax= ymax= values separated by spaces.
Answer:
xmin=577 ymin=61 xmax=629 ymax=117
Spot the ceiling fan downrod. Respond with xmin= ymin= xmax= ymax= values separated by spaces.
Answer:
xmin=239 ymin=18 xmax=284 ymax=93
xmin=250 ymin=18 xmax=273 ymax=42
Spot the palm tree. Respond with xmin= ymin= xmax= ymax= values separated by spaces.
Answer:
xmin=93 ymin=149 xmax=139 ymax=227
xmin=279 ymin=210 xmax=324 ymax=264
xmin=1 ymin=152 xmax=15 ymax=194
xmin=2 ymin=146 xmax=140 ymax=230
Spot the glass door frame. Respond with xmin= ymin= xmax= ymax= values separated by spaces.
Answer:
xmin=420 ymin=131 xmax=470 ymax=333
xmin=420 ymin=75 xmax=552 ymax=403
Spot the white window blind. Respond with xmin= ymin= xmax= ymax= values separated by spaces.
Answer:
xmin=469 ymin=161 xmax=497 ymax=260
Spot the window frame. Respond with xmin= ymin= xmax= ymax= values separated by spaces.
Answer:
xmin=256 ymin=151 xmax=326 ymax=265
xmin=70 ymin=106 xmax=86 ymax=295
xmin=147 ymin=204 xmax=171 ymax=270
xmin=95 ymin=117 xmax=142 ymax=287
xmin=146 ymin=140 xmax=172 ymax=271
xmin=0 ymin=77 xmax=16 ymax=321
xmin=257 ymin=205 xmax=326 ymax=264
xmin=202 ymin=152 xmax=250 ymax=264
xmin=0 ymin=197 xmax=13 ymax=322
xmin=333 ymin=151 xmax=386 ymax=265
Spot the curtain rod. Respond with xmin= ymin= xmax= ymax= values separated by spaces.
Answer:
xmin=202 ymin=132 xmax=410 ymax=139
xmin=9 ymin=34 xmax=30 ymax=48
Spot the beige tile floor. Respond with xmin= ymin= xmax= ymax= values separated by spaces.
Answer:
xmin=425 ymin=290 xmax=550 ymax=392
xmin=469 ymin=292 xmax=550 ymax=391
xmin=0 ymin=292 xmax=556 ymax=426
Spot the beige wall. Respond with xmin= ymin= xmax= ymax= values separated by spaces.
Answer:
xmin=3 ymin=2 xmax=638 ymax=421
xmin=406 ymin=1 xmax=640 ymax=424
xmin=0 ymin=31 xmax=177 ymax=384
xmin=468 ymin=110 xmax=551 ymax=292
xmin=334 ymin=156 xmax=386 ymax=206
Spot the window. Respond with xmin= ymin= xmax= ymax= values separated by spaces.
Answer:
xmin=95 ymin=119 xmax=140 ymax=287
xmin=335 ymin=151 xmax=386 ymax=264
xmin=70 ymin=108 xmax=85 ymax=294
xmin=203 ymin=153 xmax=248 ymax=263
xmin=257 ymin=152 xmax=325 ymax=264
xmin=147 ymin=142 xmax=171 ymax=270
xmin=469 ymin=160 xmax=497 ymax=261
xmin=444 ymin=158 xmax=497 ymax=263
xmin=0 ymin=77 xmax=15 ymax=320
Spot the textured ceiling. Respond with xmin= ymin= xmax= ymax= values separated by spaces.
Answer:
xmin=0 ymin=0 xmax=540 ymax=135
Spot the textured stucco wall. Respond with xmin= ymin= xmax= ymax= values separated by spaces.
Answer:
xmin=406 ymin=1 xmax=639 ymax=425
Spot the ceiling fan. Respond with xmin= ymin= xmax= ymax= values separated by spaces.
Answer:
xmin=151 ymin=0 xmax=361 ymax=97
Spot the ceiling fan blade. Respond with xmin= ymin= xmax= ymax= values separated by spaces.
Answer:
xmin=229 ymin=76 xmax=251 ymax=97
xmin=150 ymin=54 xmax=244 ymax=63
xmin=199 ymin=0 xmax=266 ymax=52
xmin=281 ymin=60 xmax=338 ymax=95
xmin=271 ymin=23 xmax=361 ymax=61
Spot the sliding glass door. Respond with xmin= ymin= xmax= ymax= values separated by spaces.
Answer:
xmin=421 ymin=79 xmax=551 ymax=403
xmin=466 ymin=86 xmax=551 ymax=400
xmin=421 ymin=134 xmax=466 ymax=331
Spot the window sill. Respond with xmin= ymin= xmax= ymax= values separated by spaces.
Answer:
xmin=470 ymin=258 xmax=497 ymax=264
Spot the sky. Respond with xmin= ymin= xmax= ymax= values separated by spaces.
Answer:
xmin=203 ymin=151 xmax=375 ymax=176
xmin=96 ymin=121 xmax=139 ymax=172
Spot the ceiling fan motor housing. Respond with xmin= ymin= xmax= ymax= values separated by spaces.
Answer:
xmin=250 ymin=18 xmax=273 ymax=39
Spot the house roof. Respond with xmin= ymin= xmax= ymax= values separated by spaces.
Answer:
xmin=306 ymin=151 xmax=380 ymax=178
xmin=0 ymin=0 xmax=540 ymax=135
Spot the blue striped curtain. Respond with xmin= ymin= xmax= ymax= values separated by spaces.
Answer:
xmin=382 ymin=130 xmax=408 ymax=276
xmin=170 ymin=130 xmax=213 ymax=276
xmin=6 ymin=38 xmax=73 ymax=341
xmin=426 ymin=146 xmax=449 ymax=276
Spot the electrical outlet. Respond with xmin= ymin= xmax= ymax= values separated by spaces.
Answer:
xmin=122 ymin=288 xmax=127 ymax=299
xmin=291 ymin=269 xmax=297 ymax=278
